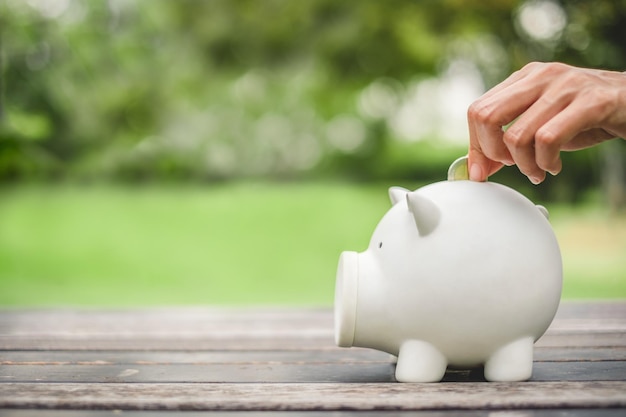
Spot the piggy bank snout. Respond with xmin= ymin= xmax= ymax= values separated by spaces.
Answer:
xmin=335 ymin=251 xmax=359 ymax=347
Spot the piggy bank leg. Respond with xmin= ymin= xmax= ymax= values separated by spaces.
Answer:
xmin=484 ymin=337 xmax=534 ymax=382
xmin=395 ymin=340 xmax=447 ymax=382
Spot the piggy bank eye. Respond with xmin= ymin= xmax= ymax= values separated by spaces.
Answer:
xmin=378 ymin=241 xmax=383 ymax=248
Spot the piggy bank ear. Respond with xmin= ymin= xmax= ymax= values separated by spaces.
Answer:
xmin=536 ymin=205 xmax=549 ymax=219
xmin=406 ymin=192 xmax=440 ymax=236
xmin=389 ymin=186 xmax=410 ymax=206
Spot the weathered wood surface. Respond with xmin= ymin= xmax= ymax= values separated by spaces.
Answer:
xmin=0 ymin=301 xmax=625 ymax=416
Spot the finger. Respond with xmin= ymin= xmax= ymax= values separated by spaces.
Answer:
xmin=468 ymin=99 xmax=506 ymax=181
xmin=533 ymin=107 xmax=578 ymax=175
xmin=468 ymin=109 xmax=490 ymax=182
xmin=503 ymin=127 xmax=545 ymax=184
xmin=466 ymin=63 xmax=554 ymax=180
xmin=510 ymin=138 xmax=545 ymax=185
xmin=467 ymin=67 xmax=539 ymax=167
xmin=468 ymin=142 xmax=504 ymax=181
xmin=537 ymin=98 xmax=616 ymax=152
xmin=503 ymin=94 xmax=568 ymax=178
xmin=470 ymin=82 xmax=545 ymax=165
xmin=534 ymin=113 xmax=615 ymax=175
xmin=498 ymin=100 xmax=551 ymax=183
xmin=475 ymin=118 xmax=513 ymax=165
xmin=467 ymin=107 xmax=486 ymax=181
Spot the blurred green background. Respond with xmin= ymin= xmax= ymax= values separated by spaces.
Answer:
xmin=1 ymin=0 xmax=625 ymax=306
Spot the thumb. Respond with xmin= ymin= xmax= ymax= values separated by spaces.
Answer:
xmin=468 ymin=147 xmax=503 ymax=182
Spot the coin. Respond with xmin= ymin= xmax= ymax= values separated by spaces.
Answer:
xmin=447 ymin=155 xmax=469 ymax=181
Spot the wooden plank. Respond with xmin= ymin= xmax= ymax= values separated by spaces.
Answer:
xmin=535 ymin=347 xmax=626 ymax=361
xmin=3 ymin=347 xmax=625 ymax=364
xmin=0 ymin=308 xmax=333 ymax=350
xmin=0 ymin=302 xmax=623 ymax=414
xmin=1 ymin=381 xmax=625 ymax=411
xmin=0 ymin=308 xmax=334 ymax=335
xmin=1 ymin=303 xmax=625 ymax=352
xmin=1 ymin=303 xmax=624 ymax=338
xmin=1 ymin=410 xmax=626 ymax=417
xmin=2 ymin=324 xmax=624 ymax=351
xmin=552 ymin=301 xmax=626 ymax=319
xmin=0 ymin=336 xmax=334 ymax=351
xmin=1 ymin=361 xmax=625 ymax=383
xmin=546 ymin=319 xmax=626 ymax=332
xmin=535 ymin=333 xmax=626 ymax=348
xmin=0 ymin=349 xmax=392 ymax=364
xmin=2 ymin=332 xmax=624 ymax=351
xmin=0 ymin=363 xmax=396 ymax=383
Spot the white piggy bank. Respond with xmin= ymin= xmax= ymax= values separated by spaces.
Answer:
xmin=335 ymin=161 xmax=562 ymax=383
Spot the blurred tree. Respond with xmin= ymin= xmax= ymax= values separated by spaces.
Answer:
xmin=0 ymin=15 xmax=4 ymax=122
xmin=0 ymin=0 xmax=624 ymax=205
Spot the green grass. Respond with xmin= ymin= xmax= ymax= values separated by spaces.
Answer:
xmin=0 ymin=183 xmax=388 ymax=306
xmin=1 ymin=183 xmax=624 ymax=306
xmin=549 ymin=205 xmax=626 ymax=300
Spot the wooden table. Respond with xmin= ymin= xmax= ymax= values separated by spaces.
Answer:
xmin=1 ymin=301 xmax=625 ymax=416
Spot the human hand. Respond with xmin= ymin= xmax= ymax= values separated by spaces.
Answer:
xmin=467 ymin=62 xmax=626 ymax=184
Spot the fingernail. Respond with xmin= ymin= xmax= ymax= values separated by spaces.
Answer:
xmin=548 ymin=170 xmax=560 ymax=176
xmin=469 ymin=164 xmax=483 ymax=182
xmin=529 ymin=176 xmax=542 ymax=185
xmin=503 ymin=158 xmax=515 ymax=166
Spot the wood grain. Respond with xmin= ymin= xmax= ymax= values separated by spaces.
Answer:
xmin=1 ymin=381 xmax=626 ymax=411
xmin=0 ymin=301 xmax=625 ymax=414
xmin=1 ymin=361 xmax=625 ymax=383
xmin=1 ymin=410 xmax=625 ymax=417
